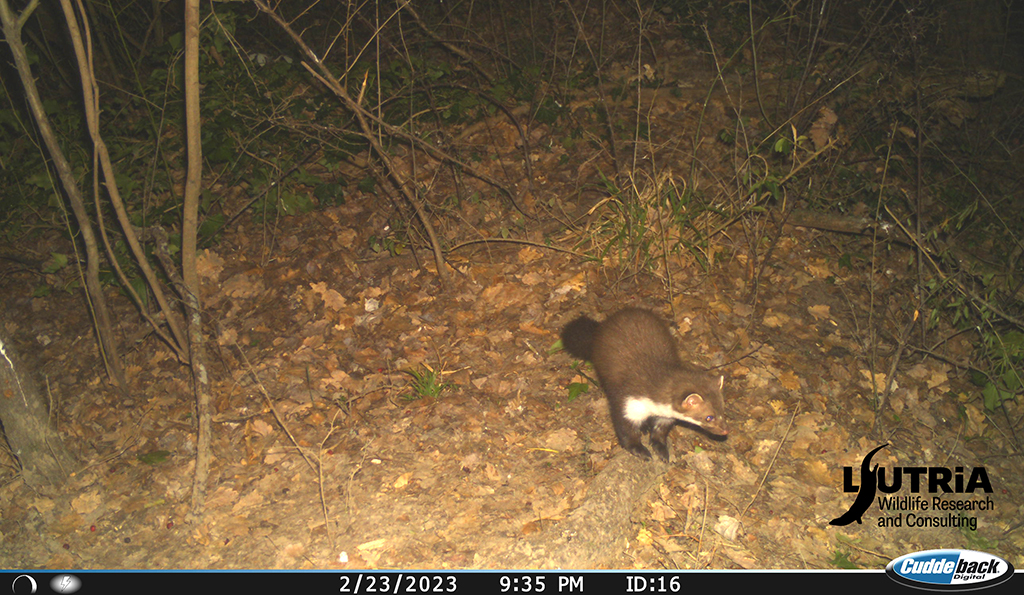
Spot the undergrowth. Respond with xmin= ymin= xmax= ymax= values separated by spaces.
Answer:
xmin=0 ymin=1 xmax=1020 ymax=440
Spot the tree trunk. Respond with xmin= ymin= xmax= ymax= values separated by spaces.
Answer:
xmin=0 ymin=337 xmax=78 ymax=488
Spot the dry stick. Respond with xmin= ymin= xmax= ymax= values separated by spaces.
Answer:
xmin=215 ymin=145 xmax=322 ymax=239
xmin=253 ymin=0 xmax=448 ymax=286
xmin=1 ymin=0 xmax=127 ymax=389
xmin=383 ymin=106 xmax=533 ymax=220
xmin=318 ymin=77 xmax=450 ymax=290
xmin=906 ymin=341 xmax=972 ymax=372
xmin=148 ymin=227 xmax=188 ymax=313
xmin=446 ymin=88 xmax=536 ymax=207
xmin=912 ymin=41 xmax=927 ymax=346
xmin=148 ymin=223 xmax=214 ymax=520
xmin=696 ymin=479 xmax=710 ymax=566
xmin=236 ymin=345 xmax=334 ymax=547
xmin=260 ymin=2 xmax=539 ymax=262
xmin=62 ymin=0 xmax=187 ymax=363
xmin=738 ymin=403 xmax=800 ymax=522
xmin=447 ymin=237 xmax=582 ymax=256
xmin=316 ymin=411 xmax=343 ymax=547
xmin=705 ymin=137 xmax=841 ymax=249
xmin=368 ymin=86 xmax=532 ymax=219
xmin=883 ymin=205 xmax=1024 ymax=329
xmin=398 ymin=0 xmax=495 ymax=83
xmin=149 ymin=220 xmax=214 ymax=522
xmin=731 ymin=136 xmax=853 ymax=339
xmin=939 ymin=415 xmax=967 ymax=468
xmin=872 ymin=313 xmax=916 ymax=434
xmin=842 ymin=540 xmax=892 ymax=562
xmin=926 ymin=137 xmax=1024 ymax=265
xmin=183 ymin=0 xmax=215 ymax=521
xmin=696 ymin=19 xmax=852 ymax=175
xmin=330 ymin=70 xmax=529 ymax=219
xmin=68 ymin=0 xmax=188 ymax=358
xmin=746 ymin=207 xmax=795 ymax=305
xmin=628 ymin=2 xmax=663 ymax=174
xmin=561 ymin=0 xmax=621 ymax=173
xmin=657 ymin=175 xmax=679 ymax=312
xmin=866 ymin=133 xmax=895 ymax=443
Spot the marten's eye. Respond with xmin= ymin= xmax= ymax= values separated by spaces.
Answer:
xmin=705 ymin=415 xmax=715 ymax=422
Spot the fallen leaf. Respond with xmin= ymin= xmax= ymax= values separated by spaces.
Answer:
xmin=649 ymin=500 xmax=677 ymax=522
xmin=70 ymin=491 xmax=103 ymax=515
xmin=196 ymin=249 xmax=225 ymax=279
xmin=309 ymin=282 xmax=347 ymax=310
xmin=357 ymin=538 xmax=387 ymax=551
xmin=554 ymin=273 xmax=586 ymax=296
xmin=763 ymin=312 xmax=791 ymax=328
xmin=859 ymin=369 xmax=897 ymax=392
xmin=714 ymin=515 xmax=741 ymax=540
xmin=516 ymin=247 xmax=543 ymax=264
xmin=521 ymin=520 xmax=542 ymax=535
xmin=519 ymin=321 xmax=547 ymax=335
xmin=779 ymin=371 xmax=801 ymax=391
xmin=803 ymin=459 xmax=831 ymax=485
xmin=543 ymin=428 xmax=579 ymax=451
xmin=805 ymin=259 xmax=831 ymax=279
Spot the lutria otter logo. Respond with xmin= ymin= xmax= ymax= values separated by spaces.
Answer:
xmin=830 ymin=443 xmax=888 ymax=526
xmin=830 ymin=443 xmax=994 ymax=528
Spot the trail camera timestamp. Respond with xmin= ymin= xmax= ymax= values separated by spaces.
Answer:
xmin=498 ymin=574 xmax=584 ymax=592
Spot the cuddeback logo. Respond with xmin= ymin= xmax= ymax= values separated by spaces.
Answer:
xmin=886 ymin=549 xmax=1014 ymax=590
xmin=829 ymin=443 xmax=993 ymax=527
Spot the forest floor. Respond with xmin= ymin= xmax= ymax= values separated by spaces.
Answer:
xmin=1 ymin=33 xmax=1022 ymax=572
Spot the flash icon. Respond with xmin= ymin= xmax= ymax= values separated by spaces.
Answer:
xmin=50 ymin=575 xmax=81 ymax=593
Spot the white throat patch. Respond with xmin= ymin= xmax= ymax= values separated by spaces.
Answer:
xmin=622 ymin=396 xmax=701 ymax=426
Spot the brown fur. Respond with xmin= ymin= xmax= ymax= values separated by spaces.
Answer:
xmin=562 ymin=308 xmax=727 ymax=461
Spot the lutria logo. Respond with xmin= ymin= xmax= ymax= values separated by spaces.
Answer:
xmin=830 ymin=443 xmax=888 ymax=526
xmin=829 ymin=443 xmax=993 ymax=528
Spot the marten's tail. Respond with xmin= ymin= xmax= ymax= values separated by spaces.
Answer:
xmin=561 ymin=315 xmax=600 ymax=362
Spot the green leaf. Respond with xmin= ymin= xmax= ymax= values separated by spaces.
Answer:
xmin=199 ymin=214 xmax=225 ymax=242
xmin=314 ymin=182 xmax=346 ymax=207
xmin=43 ymin=253 xmax=69 ymax=274
xmin=357 ymin=177 xmax=377 ymax=193
xmin=128 ymin=276 xmax=149 ymax=308
xmin=137 ymin=450 xmax=172 ymax=465
xmin=1002 ymin=369 xmax=1021 ymax=392
xmin=567 ymin=382 xmax=589 ymax=401
xmin=167 ymin=32 xmax=183 ymax=52
xmin=773 ymin=137 xmax=793 ymax=154
xmin=830 ymin=550 xmax=860 ymax=569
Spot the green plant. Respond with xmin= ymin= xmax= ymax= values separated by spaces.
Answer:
xmin=973 ymin=330 xmax=1023 ymax=413
xmin=960 ymin=512 xmax=999 ymax=550
xmin=369 ymin=224 xmax=408 ymax=256
xmin=566 ymin=381 xmax=589 ymax=402
xmin=401 ymin=365 xmax=452 ymax=401
xmin=828 ymin=549 xmax=860 ymax=569
xmin=581 ymin=170 xmax=718 ymax=279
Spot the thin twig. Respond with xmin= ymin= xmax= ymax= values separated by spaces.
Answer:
xmin=739 ymin=402 xmax=800 ymax=521
xmin=447 ymin=237 xmax=583 ymax=256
